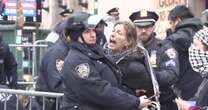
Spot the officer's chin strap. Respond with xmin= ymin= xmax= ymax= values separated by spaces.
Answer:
xmin=60 ymin=32 xmax=71 ymax=49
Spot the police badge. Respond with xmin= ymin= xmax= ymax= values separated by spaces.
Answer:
xmin=56 ymin=59 xmax=64 ymax=73
xmin=149 ymin=50 xmax=157 ymax=68
xmin=75 ymin=63 xmax=90 ymax=78
xmin=165 ymin=48 xmax=176 ymax=59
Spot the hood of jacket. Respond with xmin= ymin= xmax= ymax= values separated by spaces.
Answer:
xmin=167 ymin=18 xmax=202 ymax=51
xmin=175 ymin=17 xmax=202 ymax=32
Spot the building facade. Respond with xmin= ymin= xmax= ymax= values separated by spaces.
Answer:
xmin=41 ymin=0 xmax=207 ymax=37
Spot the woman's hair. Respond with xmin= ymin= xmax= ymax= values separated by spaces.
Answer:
xmin=114 ymin=21 xmax=138 ymax=49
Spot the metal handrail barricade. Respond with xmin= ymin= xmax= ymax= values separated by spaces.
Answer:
xmin=17 ymin=81 xmax=36 ymax=85
xmin=9 ymin=43 xmax=48 ymax=82
xmin=0 ymin=88 xmax=64 ymax=110
xmin=32 ymin=40 xmax=49 ymax=81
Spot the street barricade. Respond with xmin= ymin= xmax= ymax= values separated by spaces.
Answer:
xmin=9 ymin=40 xmax=49 ymax=82
xmin=0 ymin=88 xmax=64 ymax=110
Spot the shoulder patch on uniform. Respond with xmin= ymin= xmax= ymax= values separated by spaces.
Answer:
xmin=56 ymin=59 xmax=64 ymax=73
xmin=165 ymin=48 xmax=176 ymax=59
xmin=165 ymin=59 xmax=176 ymax=67
xmin=75 ymin=63 xmax=90 ymax=78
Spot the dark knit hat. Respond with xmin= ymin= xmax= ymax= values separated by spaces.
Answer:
xmin=60 ymin=12 xmax=90 ymax=41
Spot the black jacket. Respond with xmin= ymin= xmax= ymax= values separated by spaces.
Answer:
xmin=114 ymin=48 xmax=154 ymax=97
xmin=0 ymin=40 xmax=17 ymax=88
xmin=166 ymin=18 xmax=203 ymax=100
xmin=155 ymin=40 xmax=179 ymax=110
xmin=144 ymin=34 xmax=161 ymax=56
xmin=194 ymin=72 xmax=208 ymax=107
xmin=61 ymin=41 xmax=139 ymax=110
xmin=36 ymin=39 xmax=70 ymax=93
xmin=145 ymin=34 xmax=179 ymax=110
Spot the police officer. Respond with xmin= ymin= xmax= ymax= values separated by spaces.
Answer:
xmin=59 ymin=9 xmax=73 ymax=20
xmin=107 ymin=7 xmax=119 ymax=21
xmin=45 ymin=9 xmax=73 ymax=47
xmin=60 ymin=12 xmax=152 ymax=110
xmin=104 ymin=7 xmax=120 ymax=42
xmin=0 ymin=33 xmax=17 ymax=89
xmin=45 ymin=20 xmax=67 ymax=47
xmin=35 ymin=12 xmax=77 ymax=110
xmin=129 ymin=10 xmax=180 ymax=110
xmin=167 ymin=5 xmax=203 ymax=100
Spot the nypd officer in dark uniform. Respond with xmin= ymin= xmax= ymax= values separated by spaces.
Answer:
xmin=59 ymin=9 xmax=73 ymax=20
xmin=129 ymin=10 xmax=180 ymax=110
xmin=0 ymin=33 xmax=17 ymax=89
xmin=35 ymin=12 xmax=77 ymax=110
xmin=60 ymin=12 xmax=152 ymax=110
xmin=107 ymin=7 xmax=120 ymax=21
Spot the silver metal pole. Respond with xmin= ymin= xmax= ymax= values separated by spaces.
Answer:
xmin=9 ymin=44 xmax=48 ymax=47
xmin=43 ymin=96 xmax=45 ymax=110
xmin=4 ymin=97 xmax=7 ymax=110
xmin=137 ymin=44 xmax=161 ymax=110
xmin=29 ymin=96 xmax=32 ymax=110
xmin=16 ymin=95 xmax=19 ymax=110
xmin=0 ymin=89 xmax=64 ymax=97
xmin=32 ymin=40 xmax=48 ymax=81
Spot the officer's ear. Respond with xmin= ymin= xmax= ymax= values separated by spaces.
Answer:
xmin=152 ymin=25 xmax=156 ymax=30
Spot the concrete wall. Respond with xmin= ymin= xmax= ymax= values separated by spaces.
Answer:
xmin=188 ymin=0 xmax=206 ymax=17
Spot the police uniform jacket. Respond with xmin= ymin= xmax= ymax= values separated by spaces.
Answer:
xmin=61 ymin=41 xmax=140 ymax=110
xmin=166 ymin=17 xmax=203 ymax=100
xmin=0 ymin=41 xmax=17 ymax=88
xmin=155 ymin=40 xmax=180 ymax=110
xmin=144 ymin=33 xmax=161 ymax=56
xmin=36 ymin=39 xmax=70 ymax=93
xmin=115 ymin=47 xmax=154 ymax=97
xmin=145 ymin=34 xmax=180 ymax=109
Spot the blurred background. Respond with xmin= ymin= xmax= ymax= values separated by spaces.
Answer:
xmin=0 ymin=0 xmax=207 ymax=81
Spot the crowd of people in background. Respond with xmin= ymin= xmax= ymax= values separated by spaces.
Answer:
xmin=0 ymin=4 xmax=208 ymax=110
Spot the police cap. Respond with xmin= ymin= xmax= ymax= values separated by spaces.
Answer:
xmin=129 ymin=9 xmax=159 ymax=27
xmin=60 ymin=12 xmax=90 ymax=41
xmin=107 ymin=7 xmax=119 ymax=15
xmin=59 ymin=9 xmax=73 ymax=17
